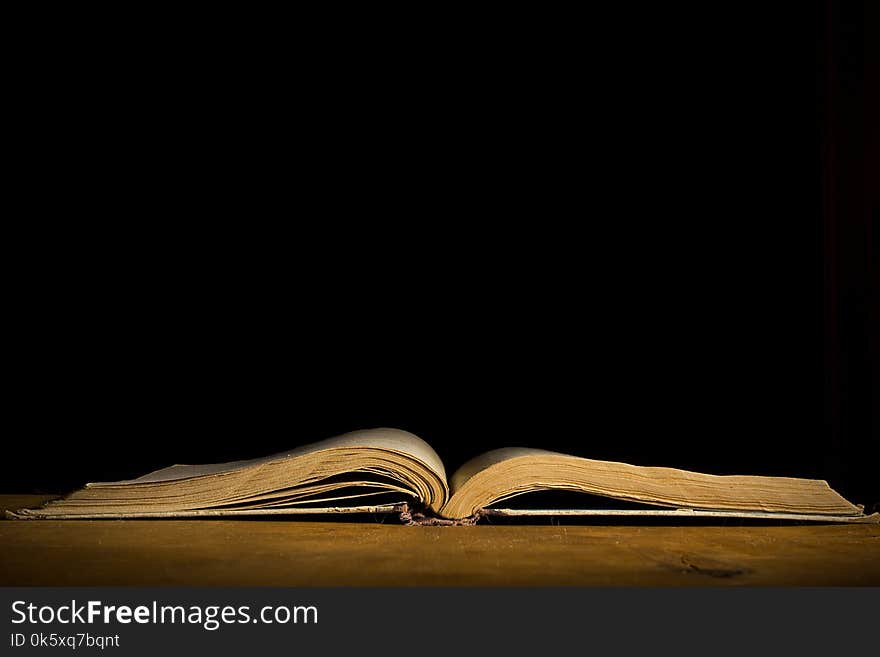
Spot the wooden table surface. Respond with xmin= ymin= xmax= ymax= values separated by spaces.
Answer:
xmin=2 ymin=495 xmax=878 ymax=586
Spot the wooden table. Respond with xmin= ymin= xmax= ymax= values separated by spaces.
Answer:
xmin=2 ymin=495 xmax=878 ymax=586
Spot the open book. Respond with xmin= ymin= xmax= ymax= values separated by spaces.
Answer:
xmin=8 ymin=428 xmax=878 ymax=523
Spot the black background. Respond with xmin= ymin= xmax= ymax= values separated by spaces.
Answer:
xmin=5 ymin=4 xmax=877 ymax=510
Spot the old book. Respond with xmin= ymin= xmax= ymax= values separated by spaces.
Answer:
xmin=8 ymin=428 xmax=878 ymax=523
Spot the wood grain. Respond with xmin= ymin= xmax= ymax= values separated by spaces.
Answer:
xmin=2 ymin=495 xmax=878 ymax=586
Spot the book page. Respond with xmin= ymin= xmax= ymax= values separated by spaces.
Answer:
xmin=18 ymin=428 xmax=449 ymax=518
xmin=448 ymin=447 xmax=556 ymax=493
xmin=93 ymin=428 xmax=447 ymax=486
xmin=442 ymin=447 xmax=865 ymax=519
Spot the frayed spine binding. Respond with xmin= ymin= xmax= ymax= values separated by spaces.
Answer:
xmin=398 ymin=503 xmax=484 ymax=526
